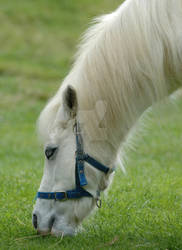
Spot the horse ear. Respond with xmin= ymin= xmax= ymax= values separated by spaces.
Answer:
xmin=63 ymin=85 xmax=78 ymax=118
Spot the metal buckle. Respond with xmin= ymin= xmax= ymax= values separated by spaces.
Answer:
xmin=54 ymin=192 xmax=68 ymax=201
xmin=54 ymin=193 xmax=57 ymax=201
xmin=62 ymin=192 xmax=68 ymax=201
xmin=75 ymin=150 xmax=85 ymax=161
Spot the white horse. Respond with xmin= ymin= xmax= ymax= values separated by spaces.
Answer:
xmin=33 ymin=0 xmax=182 ymax=236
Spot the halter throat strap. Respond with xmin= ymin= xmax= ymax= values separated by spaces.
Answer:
xmin=36 ymin=121 xmax=114 ymax=201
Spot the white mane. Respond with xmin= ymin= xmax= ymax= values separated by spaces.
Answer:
xmin=38 ymin=0 xmax=182 ymax=159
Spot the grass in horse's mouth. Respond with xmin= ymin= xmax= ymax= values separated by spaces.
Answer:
xmin=14 ymin=233 xmax=51 ymax=241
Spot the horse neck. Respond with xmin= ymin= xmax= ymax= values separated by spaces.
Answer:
xmin=75 ymin=81 xmax=155 ymax=171
xmin=64 ymin=0 xmax=182 ymax=166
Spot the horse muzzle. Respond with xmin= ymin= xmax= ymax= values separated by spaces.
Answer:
xmin=32 ymin=212 xmax=76 ymax=236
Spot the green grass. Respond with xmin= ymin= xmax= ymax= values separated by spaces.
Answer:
xmin=1 ymin=0 xmax=182 ymax=249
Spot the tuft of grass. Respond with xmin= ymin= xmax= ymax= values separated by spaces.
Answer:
xmin=1 ymin=0 xmax=182 ymax=249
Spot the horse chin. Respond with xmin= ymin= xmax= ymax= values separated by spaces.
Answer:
xmin=51 ymin=224 xmax=76 ymax=237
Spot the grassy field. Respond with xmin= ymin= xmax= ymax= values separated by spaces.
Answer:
xmin=1 ymin=0 xmax=182 ymax=249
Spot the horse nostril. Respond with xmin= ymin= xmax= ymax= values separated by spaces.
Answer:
xmin=49 ymin=216 xmax=55 ymax=229
xmin=33 ymin=214 xmax=38 ymax=229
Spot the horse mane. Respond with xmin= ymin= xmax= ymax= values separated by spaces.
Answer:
xmin=38 ymin=0 xmax=182 ymax=157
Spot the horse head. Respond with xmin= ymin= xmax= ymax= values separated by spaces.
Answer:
xmin=33 ymin=86 xmax=115 ymax=236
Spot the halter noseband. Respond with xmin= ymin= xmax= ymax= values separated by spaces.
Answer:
xmin=36 ymin=121 xmax=114 ymax=203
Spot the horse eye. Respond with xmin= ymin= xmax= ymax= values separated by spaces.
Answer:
xmin=45 ymin=146 xmax=58 ymax=160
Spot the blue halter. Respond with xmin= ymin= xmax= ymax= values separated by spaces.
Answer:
xmin=36 ymin=121 xmax=114 ymax=202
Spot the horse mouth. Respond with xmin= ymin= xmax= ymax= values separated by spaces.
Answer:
xmin=36 ymin=227 xmax=76 ymax=237
xmin=33 ymin=214 xmax=76 ymax=237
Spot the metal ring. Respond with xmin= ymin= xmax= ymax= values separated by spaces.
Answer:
xmin=96 ymin=198 xmax=102 ymax=208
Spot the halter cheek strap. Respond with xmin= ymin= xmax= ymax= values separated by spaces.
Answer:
xmin=36 ymin=121 xmax=115 ymax=202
